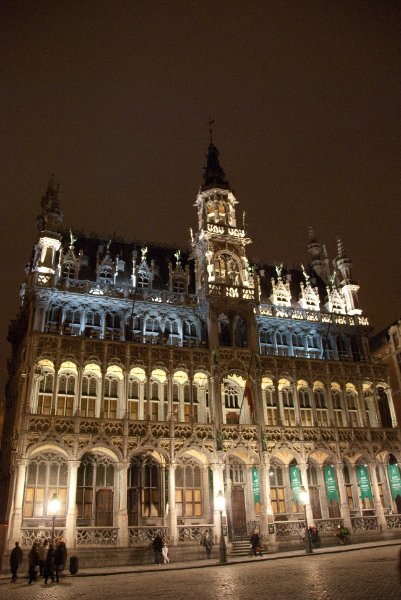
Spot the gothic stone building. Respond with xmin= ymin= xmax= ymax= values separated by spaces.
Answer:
xmin=2 ymin=142 xmax=401 ymax=564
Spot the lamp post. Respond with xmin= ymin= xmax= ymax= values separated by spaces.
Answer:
xmin=215 ymin=490 xmax=227 ymax=564
xmin=48 ymin=493 xmax=60 ymax=545
xmin=299 ymin=486 xmax=313 ymax=554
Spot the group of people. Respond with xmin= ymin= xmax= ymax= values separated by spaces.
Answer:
xmin=9 ymin=538 xmax=67 ymax=584
xmin=152 ymin=534 xmax=170 ymax=565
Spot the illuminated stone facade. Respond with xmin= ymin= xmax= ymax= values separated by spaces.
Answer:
xmin=1 ymin=143 xmax=401 ymax=564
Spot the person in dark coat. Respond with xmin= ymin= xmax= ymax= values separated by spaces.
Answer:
xmin=54 ymin=539 xmax=67 ymax=582
xmin=28 ymin=543 xmax=39 ymax=584
xmin=152 ymin=534 xmax=163 ymax=565
xmin=44 ymin=543 xmax=55 ymax=584
xmin=202 ymin=531 xmax=214 ymax=558
xmin=9 ymin=541 xmax=23 ymax=583
xmin=250 ymin=529 xmax=263 ymax=557
xmin=38 ymin=539 xmax=48 ymax=577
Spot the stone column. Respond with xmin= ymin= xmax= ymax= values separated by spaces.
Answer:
xmin=65 ymin=460 xmax=80 ymax=549
xmin=210 ymin=463 xmax=225 ymax=542
xmin=369 ymin=463 xmax=387 ymax=531
xmin=335 ymin=462 xmax=352 ymax=530
xmin=168 ymin=463 xmax=177 ymax=544
xmin=259 ymin=453 xmax=276 ymax=544
xmin=292 ymin=383 xmax=301 ymax=426
xmin=117 ymin=461 xmax=129 ymax=547
xmin=8 ymin=459 xmax=28 ymax=546
xmin=276 ymin=383 xmax=285 ymax=426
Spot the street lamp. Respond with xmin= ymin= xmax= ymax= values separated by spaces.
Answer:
xmin=299 ymin=486 xmax=313 ymax=555
xmin=48 ymin=493 xmax=60 ymax=545
xmin=215 ymin=490 xmax=227 ymax=564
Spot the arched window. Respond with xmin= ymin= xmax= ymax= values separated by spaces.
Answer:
xmin=23 ymin=453 xmax=68 ymax=521
xmin=175 ymin=460 xmax=202 ymax=518
xmin=264 ymin=385 xmax=277 ymax=426
xmin=104 ymin=366 xmax=123 ymax=419
xmin=76 ymin=454 xmax=115 ymax=526
xmin=281 ymin=386 xmax=295 ymax=426
xmin=346 ymin=389 xmax=360 ymax=427
xmin=127 ymin=455 xmax=161 ymax=524
xmin=56 ymin=372 xmax=75 ymax=416
xmin=224 ymin=384 xmax=240 ymax=409
xmin=269 ymin=465 xmax=285 ymax=514
xmin=343 ymin=464 xmax=355 ymax=510
xmin=332 ymin=388 xmax=345 ymax=427
xmin=298 ymin=388 xmax=313 ymax=426
xmin=36 ymin=366 xmax=54 ymax=415
xmin=81 ymin=368 xmax=99 ymax=417
xmin=314 ymin=388 xmax=328 ymax=426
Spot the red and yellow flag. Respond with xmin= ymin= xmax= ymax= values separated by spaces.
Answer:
xmin=244 ymin=379 xmax=253 ymax=415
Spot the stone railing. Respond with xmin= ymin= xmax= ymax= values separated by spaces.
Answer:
xmin=128 ymin=526 xmax=168 ymax=545
xmin=274 ymin=518 xmax=343 ymax=539
xmin=76 ymin=527 xmax=118 ymax=546
xmin=385 ymin=515 xmax=401 ymax=529
xmin=20 ymin=527 xmax=65 ymax=547
xmin=351 ymin=516 xmax=379 ymax=533
xmin=177 ymin=524 xmax=214 ymax=542
xmin=274 ymin=520 xmax=305 ymax=538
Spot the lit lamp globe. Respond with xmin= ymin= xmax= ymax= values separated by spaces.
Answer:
xmin=215 ymin=490 xmax=226 ymax=513
xmin=299 ymin=486 xmax=309 ymax=506
xmin=49 ymin=493 xmax=60 ymax=516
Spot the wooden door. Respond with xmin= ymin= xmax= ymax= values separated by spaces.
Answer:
xmin=328 ymin=499 xmax=340 ymax=518
xmin=96 ymin=489 xmax=113 ymax=526
xmin=231 ymin=487 xmax=247 ymax=535
xmin=309 ymin=487 xmax=322 ymax=520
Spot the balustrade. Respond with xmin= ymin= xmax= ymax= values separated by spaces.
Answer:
xmin=351 ymin=516 xmax=379 ymax=532
xmin=385 ymin=515 xmax=401 ymax=529
xmin=20 ymin=527 xmax=65 ymax=547
xmin=76 ymin=527 xmax=118 ymax=546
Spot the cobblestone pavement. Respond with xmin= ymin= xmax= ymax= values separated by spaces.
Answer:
xmin=0 ymin=546 xmax=399 ymax=600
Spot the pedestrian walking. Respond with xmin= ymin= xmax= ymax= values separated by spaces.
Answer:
xmin=201 ymin=531 xmax=214 ymax=559
xmin=9 ymin=541 xmax=23 ymax=583
xmin=250 ymin=529 xmax=263 ymax=557
xmin=152 ymin=534 xmax=163 ymax=565
xmin=28 ymin=542 xmax=39 ymax=584
xmin=54 ymin=539 xmax=67 ymax=582
xmin=162 ymin=536 xmax=170 ymax=564
xmin=44 ymin=543 xmax=55 ymax=584
xmin=38 ymin=539 xmax=48 ymax=577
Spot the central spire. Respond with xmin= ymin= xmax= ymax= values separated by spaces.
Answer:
xmin=201 ymin=142 xmax=230 ymax=191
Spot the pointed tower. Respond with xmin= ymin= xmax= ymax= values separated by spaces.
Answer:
xmin=191 ymin=140 xmax=260 ymax=349
xmin=335 ymin=238 xmax=362 ymax=315
xmin=308 ymin=226 xmax=330 ymax=283
xmin=31 ymin=178 xmax=63 ymax=285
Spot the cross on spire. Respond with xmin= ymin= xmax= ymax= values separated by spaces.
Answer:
xmin=208 ymin=116 xmax=215 ymax=144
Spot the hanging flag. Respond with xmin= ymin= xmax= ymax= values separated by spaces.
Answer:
xmin=245 ymin=379 xmax=254 ymax=415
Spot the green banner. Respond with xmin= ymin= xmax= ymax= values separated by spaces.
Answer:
xmin=356 ymin=465 xmax=373 ymax=501
xmin=324 ymin=465 xmax=340 ymax=503
xmin=289 ymin=465 xmax=302 ymax=502
xmin=252 ymin=467 xmax=261 ymax=515
xmin=388 ymin=464 xmax=401 ymax=499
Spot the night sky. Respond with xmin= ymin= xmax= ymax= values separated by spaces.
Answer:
xmin=1 ymin=1 xmax=400 ymax=390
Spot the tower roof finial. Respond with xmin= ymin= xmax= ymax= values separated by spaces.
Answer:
xmin=208 ymin=116 xmax=214 ymax=145
xmin=201 ymin=132 xmax=230 ymax=192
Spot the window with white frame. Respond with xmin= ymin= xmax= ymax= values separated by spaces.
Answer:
xmin=23 ymin=453 xmax=68 ymax=520
xmin=332 ymin=389 xmax=345 ymax=427
xmin=175 ymin=460 xmax=202 ymax=518
xmin=282 ymin=387 xmax=296 ymax=426
xmin=314 ymin=388 xmax=329 ymax=426
xmin=264 ymin=386 xmax=278 ymax=425
xmin=299 ymin=388 xmax=313 ymax=426
xmin=37 ymin=368 xmax=54 ymax=414
xmin=56 ymin=372 xmax=75 ymax=416
xmin=346 ymin=390 xmax=360 ymax=427
xmin=269 ymin=465 xmax=285 ymax=513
